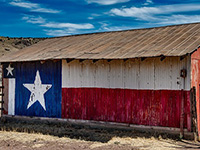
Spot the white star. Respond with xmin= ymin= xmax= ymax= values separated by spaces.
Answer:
xmin=6 ymin=64 xmax=14 ymax=76
xmin=23 ymin=70 xmax=52 ymax=111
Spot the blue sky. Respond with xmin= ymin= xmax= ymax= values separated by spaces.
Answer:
xmin=1 ymin=0 xmax=200 ymax=37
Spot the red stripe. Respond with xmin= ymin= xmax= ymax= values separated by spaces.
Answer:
xmin=62 ymin=88 xmax=190 ymax=129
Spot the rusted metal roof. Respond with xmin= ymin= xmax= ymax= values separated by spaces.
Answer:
xmin=1 ymin=23 xmax=200 ymax=62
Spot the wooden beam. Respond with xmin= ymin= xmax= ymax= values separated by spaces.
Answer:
xmin=123 ymin=59 xmax=129 ymax=62
xmin=40 ymin=60 xmax=45 ymax=64
xmin=93 ymin=59 xmax=99 ymax=63
xmin=53 ymin=59 xmax=60 ymax=63
xmin=107 ymin=59 xmax=113 ymax=62
xmin=180 ymin=55 xmax=186 ymax=61
xmin=160 ymin=55 xmax=166 ymax=61
xmin=141 ymin=57 xmax=146 ymax=61
xmin=66 ymin=59 xmax=74 ymax=63
xmin=79 ymin=59 xmax=85 ymax=63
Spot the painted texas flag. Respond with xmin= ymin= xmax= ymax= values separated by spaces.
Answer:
xmin=4 ymin=61 xmax=62 ymax=118
xmin=3 ymin=63 xmax=16 ymax=115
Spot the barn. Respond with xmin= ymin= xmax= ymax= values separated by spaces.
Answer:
xmin=1 ymin=23 xmax=200 ymax=138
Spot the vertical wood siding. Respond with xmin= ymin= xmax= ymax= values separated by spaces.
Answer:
xmin=15 ymin=60 xmax=62 ymax=118
xmin=62 ymin=57 xmax=190 ymax=90
xmin=8 ymin=78 xmax=15 ymax=115
xmin=62 ymin=88 xmax=190 ymax=128
xmin=2 ymin=78 xmax=8 ymax=114
xmin=191 ymin=48 xmax=200 ymax=136
xmin=62 ymin=57 xmax=191 ymax=129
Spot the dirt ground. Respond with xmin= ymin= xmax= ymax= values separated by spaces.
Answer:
xmin=0 ymin=117 xmax=200 ymax=150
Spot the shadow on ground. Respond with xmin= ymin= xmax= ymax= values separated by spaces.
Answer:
xmin=0 ymin=116 xmax=198 ymax=148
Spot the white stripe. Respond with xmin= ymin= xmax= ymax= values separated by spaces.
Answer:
xmin=62 ymin=57 xmax=191 ymax=90
xmin=8 ymin=78 xmax=15 ymax=115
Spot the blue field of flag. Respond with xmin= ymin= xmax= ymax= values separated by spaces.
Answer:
xmin=14 ymin=60 xmax=62 ymax=118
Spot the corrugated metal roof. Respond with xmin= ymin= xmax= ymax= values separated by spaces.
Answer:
xmin=1 ymin=23 xmax=200 ymax=62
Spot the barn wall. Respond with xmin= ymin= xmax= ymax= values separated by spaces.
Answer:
xmin=2 ymin=57 xmax=191 ymax=129
xmin=191 ymin=48 xmax=200 ymax=136
xmin=62 ymin=57 xmax=191 ymax=129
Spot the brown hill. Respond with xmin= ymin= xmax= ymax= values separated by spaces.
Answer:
xmin=0 ymin=36 xmax=45 ymax=56
xmin=0 ymin=36 xmax=45 ymax=84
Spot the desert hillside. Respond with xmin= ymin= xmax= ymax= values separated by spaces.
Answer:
xmin=0 ymin=36 xmax=45 ymax=84
xmin=0 ymin=36 xmax=44 ymax=56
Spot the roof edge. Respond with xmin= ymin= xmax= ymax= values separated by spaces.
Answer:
xmin=0 ymin=54 xmax=191 ymax=63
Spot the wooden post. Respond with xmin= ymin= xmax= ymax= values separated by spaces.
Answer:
xmin=191 ymin=87 xmax=198 ymax=141
xmin=0 ymin=64 xmax=3 ymax=117
xmin=180 ymin=89 xmax=184 ymax=139
xmin=180 ymin=69 xmax=187 ymax=139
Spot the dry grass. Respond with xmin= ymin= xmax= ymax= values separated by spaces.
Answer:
xmin=0 ymin=131 xmax=199 ymax=150
xmin=0 ymin=117 xmax=199 ymax=150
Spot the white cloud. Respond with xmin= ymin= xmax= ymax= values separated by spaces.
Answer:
xmin=22 ymin=15 xmax=46 ymax=24
xmin=44 ymin=27 xmax=94 ymax=36
xmin=41 ymin=23 xmax=94 ymax=29
xmin=147 ymin=0 xmax=153 ymax=3
xmin=10 ymin=1 xmax=38 ymax=9
xmin=110 ymin=4 xmax=200 ymax=21
xmin=9 ymin=0 xmax=60 ymax=13
xmin=88 ymin=17 xmax=94 ymax=20
xmin=110 ymin=4 xmax=200 ymax=26
xmin=87 ymin=13 xmax=101 ymax=20
xmin=97 ymin=22 xmax=131 ymax=33
xmin=43 ymin=29 xmax=73 ymax=36
xmin=110 ymin=6 xmax=158 ymax=20
xmin=156 ymin=15 xmax=200 ymax=25
xmin=86 ymin=0 xmax=130 ymax=5
xmin=143 ymin=0 xmax=153 ymax=6
xmin=21 ymin=15 xmax=94 ymax=36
